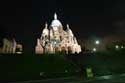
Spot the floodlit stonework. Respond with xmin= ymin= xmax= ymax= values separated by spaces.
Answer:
xmin=35 ymin=13 xmax=82 ymax=54
xmin=0 ymin=38 xmax=23 ymax=54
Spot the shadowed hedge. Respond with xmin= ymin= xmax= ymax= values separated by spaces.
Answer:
xmin=0 ymin=49 xmax=125 ymax=82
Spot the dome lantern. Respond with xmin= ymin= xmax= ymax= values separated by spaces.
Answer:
xmin=51 ymin=13 xmax=62 ymax=28
xmin=54 ymin=13 xmax=57 ymax=20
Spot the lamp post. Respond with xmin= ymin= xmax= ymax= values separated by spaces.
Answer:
xmin=92 ymin=40 xmax=100 ymax=52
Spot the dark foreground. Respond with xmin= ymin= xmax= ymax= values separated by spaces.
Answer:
xmin=0 ymin=50 xmax=125 ymax=82
xmin=11 ymin=74 xmax=125 ymax=83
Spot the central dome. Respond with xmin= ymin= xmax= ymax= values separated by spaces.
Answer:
xmin=51 ymin=13 xmax=62 ymax=28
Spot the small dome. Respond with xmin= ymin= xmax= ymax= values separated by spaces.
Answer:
xmin=51 ymin=13 xmax=62 ymax=28
xmin=42 ymin=28 xmax=49 ymax=35
xmin=66 ymin=24 xmax=74 ymax=37
xmin=42 ymin=23 xmax=49 ymax=36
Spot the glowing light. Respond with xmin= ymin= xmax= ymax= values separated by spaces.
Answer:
xmin=115 ymin=45 xmax=119 ymax=49
xmin=95 ymin=40 xmax=100 ymax=45
xmin=54 ymin=41 xmax=56 ymax=45
xmin=121 ymin=46 xmax=124 ymax=48
xmin=16 ymin=52 xmax=22 ymax=54
xmin=93 ymin=48 xmax=96 ymax=52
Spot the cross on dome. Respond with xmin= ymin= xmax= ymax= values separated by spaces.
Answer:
xmin=54 ymin=13 xmax=57 ymax=19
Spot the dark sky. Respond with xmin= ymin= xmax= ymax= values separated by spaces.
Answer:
xmin=0 ymin=0 xmax=125 ymax=52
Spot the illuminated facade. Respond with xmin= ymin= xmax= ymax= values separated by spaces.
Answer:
xmin=35 ymin=13 xmax=82 ymax=54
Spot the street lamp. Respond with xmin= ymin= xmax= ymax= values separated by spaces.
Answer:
xmin=93 ymin=48 xmax=96 ymax=52
xmin=95 ymin=40 xmax=100 ymax=45
xmin=115 ymin=45 xmax=119 ymax=49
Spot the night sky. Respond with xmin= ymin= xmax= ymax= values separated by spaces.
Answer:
xmin=0 ymin=0 xmax=125 ymax=52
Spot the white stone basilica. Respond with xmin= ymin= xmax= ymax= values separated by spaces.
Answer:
xmin=35 ymin=13 xmax=81 ymax=54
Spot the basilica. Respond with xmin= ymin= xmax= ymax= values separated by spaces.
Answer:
xmin=35 ymin=13 xmax=82 ymax=54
